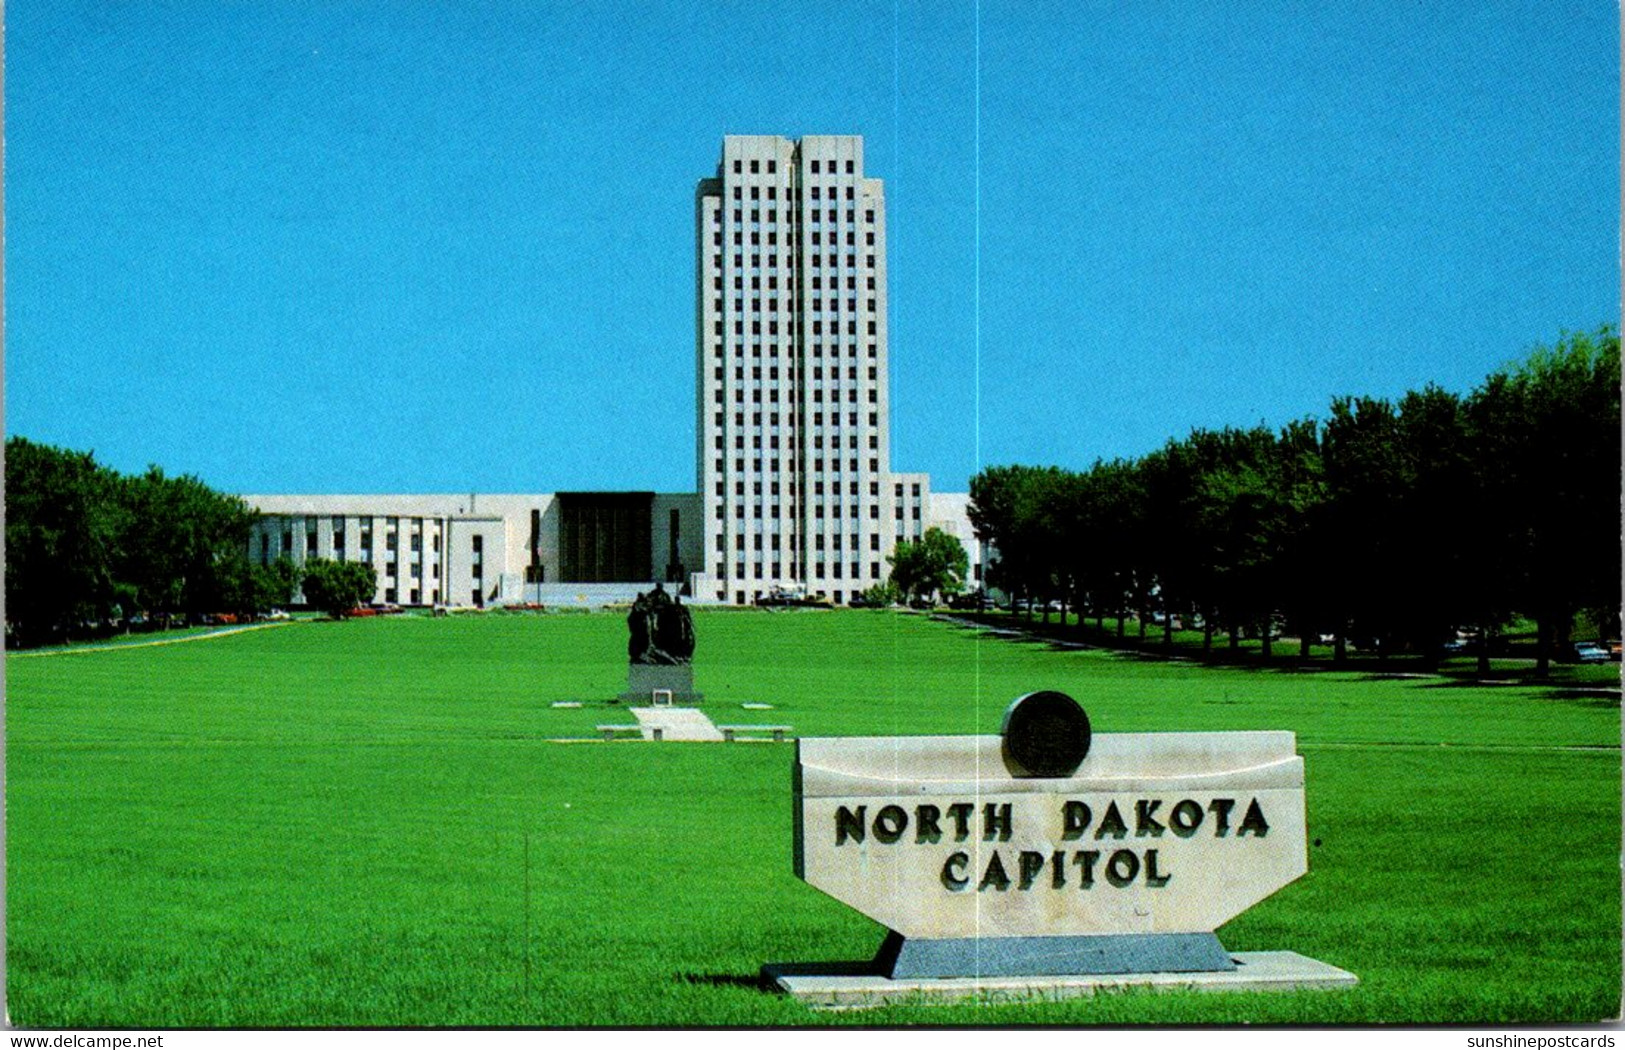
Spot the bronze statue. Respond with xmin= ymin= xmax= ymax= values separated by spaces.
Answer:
xmin=628 ymin=583 xmax=695 ymax=665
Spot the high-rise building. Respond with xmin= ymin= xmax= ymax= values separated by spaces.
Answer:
xmin=243 ymin=134 xmax=982 ymax=610
xmin=690 ymin=134 xmax=930 ymax=606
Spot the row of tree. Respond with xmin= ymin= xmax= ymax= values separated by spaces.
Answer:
xmin=967 ymin=328 xmax=1620 ymax=673
xmin=4 ymin=439 xmax=380 ymax=645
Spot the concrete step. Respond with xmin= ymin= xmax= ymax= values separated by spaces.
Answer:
xmin=631 ymin=706 xmax=725 ymax=742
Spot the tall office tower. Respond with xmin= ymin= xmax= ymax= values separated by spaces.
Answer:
xmin=692 ymin=135 xmax=928 ymax=606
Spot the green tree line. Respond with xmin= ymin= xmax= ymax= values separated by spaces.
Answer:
xmin=968 ymin=328 xmax=1620 ymax=673
xmin=4 ymin=438 xmax=297 ymax=645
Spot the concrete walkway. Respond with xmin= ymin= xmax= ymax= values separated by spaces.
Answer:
xmin=631 ymin=706 xmax=726 ymax=742
xmin=9 ymin=620 xmax=294 ymax=658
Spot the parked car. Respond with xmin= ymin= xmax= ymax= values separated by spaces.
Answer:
xmin=1573 ymin=642 xmax=1610 ymax=664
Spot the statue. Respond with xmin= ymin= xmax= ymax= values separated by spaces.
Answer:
xmin=627 ymin=583 xmax=694 ymax=665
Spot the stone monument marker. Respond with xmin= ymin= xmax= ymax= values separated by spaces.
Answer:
xmin=765 ymin=691 xmax=1356 ymax=1007
xmin=618 ymin=584 xmax=703 ymax=704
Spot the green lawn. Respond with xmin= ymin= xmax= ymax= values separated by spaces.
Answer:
xmin=7 ymin=610 xmax=1620 ymax=1025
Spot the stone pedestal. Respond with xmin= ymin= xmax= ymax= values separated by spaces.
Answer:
xmin=873 ymin=930 xmax=1235 ymax=979
xmin=618 ymin=663 xmax=703 ymax=705
xmin=762 ymin=951 xmax=1358 ymax=1010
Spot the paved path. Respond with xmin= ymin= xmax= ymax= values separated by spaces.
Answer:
xmin=631 ymin=706 xmax=725 ymax=741
xmin=9 ymin=621 xmax=294 ymax=658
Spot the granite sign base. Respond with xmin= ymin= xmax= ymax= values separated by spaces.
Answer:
xmin=762 ymin=951 xmax=1358 ymax=1010
xmin=617 ymin=663 xmax=703 ymax=705
xmin=873 ymin=930 xmax=1237 ymax=979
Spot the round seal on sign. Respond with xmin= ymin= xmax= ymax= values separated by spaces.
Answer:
xmin=1000 ymin=691 xmax=1091 ymax=778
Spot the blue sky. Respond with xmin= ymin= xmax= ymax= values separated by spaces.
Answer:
xmin=7 ymin=2 xmax=1618 ymax=495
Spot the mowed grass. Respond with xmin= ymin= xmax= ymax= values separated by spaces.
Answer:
xmin=7 ymin=610 xmax=1620 ymax=1026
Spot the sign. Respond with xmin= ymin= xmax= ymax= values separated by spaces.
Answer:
xmin=793 ymin=699 xmax=1306 ymax=942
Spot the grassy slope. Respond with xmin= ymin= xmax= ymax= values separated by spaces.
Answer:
xmin=7 ymin=610 xmax=1620 ymax=1025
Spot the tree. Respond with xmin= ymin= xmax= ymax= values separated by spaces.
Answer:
xmin=257 ymin=557 xmax=300 ymax=611
xmin=5 ymin=438 xmax=127 ymax=644
xmin=299 ymin=559 xmax=378 ymax=619
xmin=887 ymin=528 xmax=969 ymax=605
xmin=1472 ymin=327 xmax=1621 ymax=672
xmin=1269 ymin=417 xmax=1328 ymax=659
xmin=1321 ymin=397 xmax=1404 ymax=662
xmin=969 ymin=465 xmax=1067 ymax=614
xmin=118 ymin=466 xmax=258 ymax=617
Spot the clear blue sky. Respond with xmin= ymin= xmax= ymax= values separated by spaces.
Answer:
xmin=7 ymin=2 xmax=1618 ymax=495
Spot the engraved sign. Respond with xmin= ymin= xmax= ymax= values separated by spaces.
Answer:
xmin=793 ymin=720 xmax=1307 ymax=941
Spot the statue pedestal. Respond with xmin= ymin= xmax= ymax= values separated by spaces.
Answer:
xmin=618 ymin=664 xmax=704 ymax=705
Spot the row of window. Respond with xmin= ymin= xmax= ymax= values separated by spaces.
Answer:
xmin=717 ymin=520 xmax=924 ymax=545
xmin=714 ymin=503 xmax=916 ymax=521
xmin=711 ymin=297 xmax=876 ymax=314
xmin=715 ymin=319 xmax=879 ymax=337
xmin=727 ymin=157 xmax=857 ymax=176
xmin=715 ymin=230 xmax=875 ymax=248
xmin=712 ymin=457 xmax=880 ymax=474
xmin=713 ymin=381 xmax=878 ymax=401
xmin=723 ymin=207 xmax=873 ymax=225
xmin=710 ymin=367 xmax=878 ymax=386
xmin=720 ymin=184 xmax=867 ymax=203
xmin=710 ymin=342 xmax=879 ymax=361
xmin=718 ymin=561 xmax=882 ymax=581
xmin=711 ymin=411 xmax=880 ymax=428
xmin=715 ymin=542 xmax=890 ymax=558
xmin=709 ymin=253 xmax=878 ymax=271
xmin=712 ymin=273 xmax=875 ymax=291
xmin=715 ymin=477 xmax=897 ymax=496
xmin=262 ymin=528 xmax=489 ymax=560
xmin=709 ymin=388 xmax=884 ymax=407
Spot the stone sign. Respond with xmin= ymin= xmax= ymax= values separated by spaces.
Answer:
xmin=769 ymin=692 xmax=1356 ymax=1001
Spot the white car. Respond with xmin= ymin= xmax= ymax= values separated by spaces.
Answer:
xmin=1573 ymin=643 xmax=1609 ymax=664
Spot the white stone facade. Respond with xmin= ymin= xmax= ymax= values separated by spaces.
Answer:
xmin=245 ymin=493 xmax=703 ymax=608
xmin=689 ymin=135 xmax=956 ymax=605
xmin=243 ymin=135 xmax=983 ymax=608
